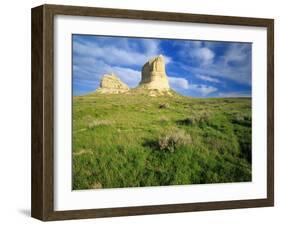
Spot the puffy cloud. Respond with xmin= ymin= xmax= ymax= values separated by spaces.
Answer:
xmin=73 ymin=40 xmax=155 ymax=67
xmin=178 ymin=41 xmax=251 ymax=85
xmin=222 ymin=43 xmax=250 ymax=65
xmin=73 ymin=57 xmax=141 ymax=92
xmin=73 ymin=37 xmax=171 ymax=67
xmin=177 ymin=41 xmax=215 ymax=65
xmin=189 ymin=84 xmax=218 ymax=96
xmin=168 ymin=75 xmax=217 ymax=97
xmin=190 ymin=47 xmax=215 ymax=65
xmin=168 ymin=77 xmax=189 ymax=89
xmin=112 ymin=66 xmax=141 ymax=87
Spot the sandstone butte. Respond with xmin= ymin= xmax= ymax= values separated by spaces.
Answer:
xmin=96 ymin=55 xmax=172 ymax=95
xmin=96 ymin=73 xmax=129 ymax=94
xmin=138 ymin=54 xmax=170 ymax=90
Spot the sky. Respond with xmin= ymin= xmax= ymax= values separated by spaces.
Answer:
xmin=72 ymin=34 xmax=252 ymax=97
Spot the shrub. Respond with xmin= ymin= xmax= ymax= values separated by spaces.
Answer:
xmin=158 ymin=128 xmax=192 ymax=152
xmin=90 ymin=182 xmax=103 ymax=189
xmin=88 ymin=119 xmax=112 ymax=129
xmin=177 ymin=112 xmax=211 ymax=126
xmin=197 ymin=112 xmax=211 ymax=124
xmin=231 ymin=113 xmax=251 ymax=126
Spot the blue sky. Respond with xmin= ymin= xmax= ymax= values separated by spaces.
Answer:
xmin=72 ymin=34 xmax=252 ymax=97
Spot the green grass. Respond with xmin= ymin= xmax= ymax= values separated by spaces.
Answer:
xmin=72 ymin=91 xmax=252 ymax=189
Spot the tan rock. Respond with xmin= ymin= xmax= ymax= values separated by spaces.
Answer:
xmin=138 ymin=55 xmax=170 ymax=90
xmin=96 ymin=73 xmax=129 ymax=94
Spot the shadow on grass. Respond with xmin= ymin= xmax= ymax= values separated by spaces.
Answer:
xmin=176 ymin=118 xmax=194 ymax=126
xmin=142 ymin=139 xmax=160 ymax=151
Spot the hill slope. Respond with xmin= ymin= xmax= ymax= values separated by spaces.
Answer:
xmin=73 ymin=92 xmax=252 ymax=190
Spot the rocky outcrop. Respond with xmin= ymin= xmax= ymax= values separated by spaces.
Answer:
xmin=138 ymin=55 xmax=170 ymax=91
xmin=96 ymin=73 xmax=129 ymax=94
xmin=95 ymin=55 xmax=172 ymax=96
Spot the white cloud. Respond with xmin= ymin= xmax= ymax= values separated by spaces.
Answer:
xmin=73 ymin=36 xmax=174 ymax=94
xmin=73 ymin=38 xmax=169 ymax=67
xmin=73 ymin=41 xmax=151 ymax=66
xmin=191 ymin=41 xmax=202 ymax=47
xmin=168 ymin=77 xmax=189 ymax=89
xmin=222 ymin=43 xmax=249 ymax=65
xmin=163 ymin=55 xmax=172 ymax=65
xmin=73 ymin=78 xmax=100 ymax=88
xmin=177 ymin=41 xmax=215 ymax=66
xmin=196 ymin=74 xmax=221 ymax=83
xmin=177 ymin=41 xmax=251 ymax=85
xmin=190 ymin=84 xmax=218 ymax=96
xmin=141 ymin=39 xmax=159 ymax=56
xmin=167 ymin=75 xmax=217 ymax=96
xmin=180 ymin=57 xmax=251 ymax=85
xmin=112 ymin=66 xmax=141 ymax=87
xmin=190 ymin=47 xmax=215 ymax=65
xmin=73 ymin=57 xmax=141 ymax=89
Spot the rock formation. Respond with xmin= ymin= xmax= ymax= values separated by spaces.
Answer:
xmin=96 ymin=73 xmax=129 ymax=94
xmin=138 ymin=55 xmax=170 ymax=91
xmin=95 ymin=55 xmax=172 ymax=96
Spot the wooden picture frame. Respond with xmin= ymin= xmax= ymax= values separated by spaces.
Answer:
xmin=31 ymin=4 xmax=274 ymax=221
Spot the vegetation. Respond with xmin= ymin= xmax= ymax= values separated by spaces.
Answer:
xmin=73 ymin=91 xmax=252 ymax=189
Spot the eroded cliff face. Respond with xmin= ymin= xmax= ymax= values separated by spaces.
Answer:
xmin=138 ymin=55 xmax=170 ymax=90
xmin=96 ymin=73 xmax=129 ymax=94
xmin=95 ymin=55 xmax=172 ymax=96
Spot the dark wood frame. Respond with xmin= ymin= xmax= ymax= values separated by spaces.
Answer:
xmin=31 ymin=4 xmax=274 ymax=221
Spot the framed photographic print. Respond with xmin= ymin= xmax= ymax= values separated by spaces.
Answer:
xmin=31 ymin=4 xmax=274 ymax=221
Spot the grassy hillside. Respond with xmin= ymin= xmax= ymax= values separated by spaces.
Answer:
xmin=73 ymin=91 xmax=252 ymax=190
